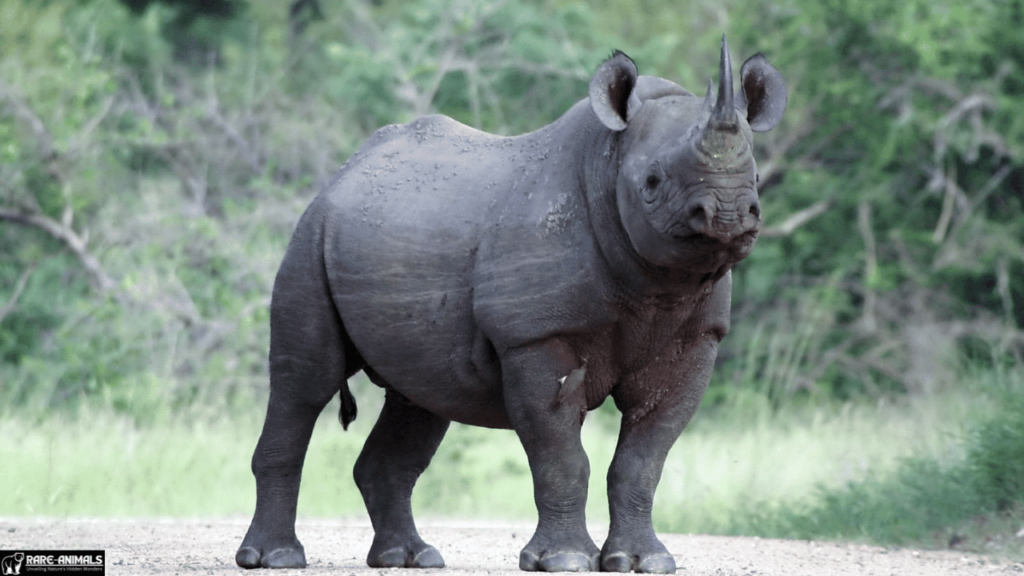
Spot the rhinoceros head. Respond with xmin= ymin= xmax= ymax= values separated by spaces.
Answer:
xmin=589 ymin=37 xmax=786 ymax=277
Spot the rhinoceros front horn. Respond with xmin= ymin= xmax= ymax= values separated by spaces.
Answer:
xmin=698 ymin=35 xmax=744 ymax=160
xmin=713 ymin=35 xmax=737 ymax=127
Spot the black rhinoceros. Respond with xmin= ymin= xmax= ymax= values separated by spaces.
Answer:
xmin=237 ymin=36 xmax=786 ymax=573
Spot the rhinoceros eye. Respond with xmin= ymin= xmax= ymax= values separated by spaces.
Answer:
xmin=642 ymin=164 xmax=665 ymax=204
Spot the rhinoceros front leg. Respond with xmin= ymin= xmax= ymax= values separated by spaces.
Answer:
xmin=601 ymin=336 xmax=718 ymax=574
xmin=600 ymin=414 xmax=685 ymax=574
xmin=354 ymin=388 xmax=450 ymax=568
xmin=503 ymin=342 xmax=600 ymax=572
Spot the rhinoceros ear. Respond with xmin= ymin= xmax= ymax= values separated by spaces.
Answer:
xmin=589 ymin=50 xmax=639 ymax=131
xmin=736 ymin=53 xmax=787 ymax=132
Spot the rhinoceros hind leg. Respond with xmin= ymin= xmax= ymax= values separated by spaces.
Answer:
xmin=237 ymin=388 xmax=324 ymax=570
xmin=354 ymin=388 xmax=450 ymax=568
xmin=237 ymin=232 xmax=361 ymax=569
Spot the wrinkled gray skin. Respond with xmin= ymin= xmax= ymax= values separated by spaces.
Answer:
xmin=237 ymin=37 xmax=786 ymax=573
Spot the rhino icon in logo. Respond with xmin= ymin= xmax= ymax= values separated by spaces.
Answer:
xmin=1 ymin=553 xmax=23 ymax=576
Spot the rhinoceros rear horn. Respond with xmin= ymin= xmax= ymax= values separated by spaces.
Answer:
xmin=590 ymin=50 xmax=639 ymax=131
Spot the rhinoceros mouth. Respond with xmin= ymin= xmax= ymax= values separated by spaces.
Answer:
xmin=669 ymin=229 xmax=758 ymax=269
xmin=672 ymin=228 xmax=757 ymax=250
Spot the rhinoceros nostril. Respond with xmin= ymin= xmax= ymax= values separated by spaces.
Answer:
xmin=748 ymin=203 xmax=761 ymax=219
xmin=683 ymin=198 xmax=718 ymax=234
xmin=687 ymin=205 xmax=713 ymax=233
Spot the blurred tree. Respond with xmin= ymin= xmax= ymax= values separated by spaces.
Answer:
xmin=117 ymin=0 xmax=248 ymax=65
xmin=0 ymin=0 xmax=1021 ymax=419
xmin=119 ymin=0 xmax=241 ymax=17
xmin=288 ymin=0 xmax=324 ymax=41
xmin=704 ymin=0 xmax=1024 ymax=403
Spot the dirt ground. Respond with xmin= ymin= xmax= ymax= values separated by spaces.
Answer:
xmin=2 ymin=517 xmax=1022 ymax=576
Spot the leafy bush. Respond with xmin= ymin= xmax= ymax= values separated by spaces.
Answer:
xmin=702 ymin=0 xmax=1024 ymax=406
xmin=726 ymin=368 xmax=1024 ymax=551
xmin=0 ymin=0 xmax=1021 ymax=422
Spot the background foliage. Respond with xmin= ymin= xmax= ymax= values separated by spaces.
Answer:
xmin=1 ymin=0 xmax=1020 ymax=417
xmin=1 ymin=0 xmax=1022 ymax=555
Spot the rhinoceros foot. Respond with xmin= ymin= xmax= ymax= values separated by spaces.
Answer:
xmin=520 ymin=549 xmax=599 ymax=572
xmin=600 ymin=536 xmax=676 ymax=573
xmin=518 ymin=532 xmax=600 ymax=572
xmin=367 ymin=541 xmax=445 ymax=569
xmin=600 ymin=551 xmax=675 ymax=573
xmin=235 ymin=542 xmax=306 ymax=569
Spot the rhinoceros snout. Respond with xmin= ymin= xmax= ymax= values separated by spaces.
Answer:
xmin=682 ymin=194 xmax=760 ymax=243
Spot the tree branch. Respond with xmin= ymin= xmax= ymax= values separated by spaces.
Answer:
xmin=0 ymin=82 xmax=55 ymax=159
xmin=857 ymin=201 xmax=878 ymax=333
xmin=0 ymin=76 xmax=207 ymax=330
xmin=0 ymin=208 xmax=115 ymax=293
xmin=205 ymin=101 xmax=262 ymax=173
xmin=758 ymin=122 xmax=851 ymax=193
xmin=932 ymin=164 xmax=961 ymax=244
xmin=69 ymin=95 xmax=116 ymax=157
xmin=0 ymin=207 xmax=207 ymax=327
xmin=0 ymin=263 xmax=36 ymax=325
xmin=760 ymin=199 xmax=835 ymax=238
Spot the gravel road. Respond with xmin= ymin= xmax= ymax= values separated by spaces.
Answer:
xmin=2 ymin=517 xmax=1021 ymax=576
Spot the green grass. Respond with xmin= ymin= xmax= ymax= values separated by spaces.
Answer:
xmin=652 ymin=396 xmax=973 ymax=534
xmin=0 ymin=373 xmax=1007 ymax=529
xmin=717 ymin=366 xmax=1024 ymax=560
xmin=0 ymin=412 xmax=262 ymax=517
xmin=2 ymin=367 xmax=1021 ymax=561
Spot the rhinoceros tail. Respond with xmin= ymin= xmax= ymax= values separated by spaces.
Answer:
xmin=338 ymin=381 xmax=357 ymax=430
